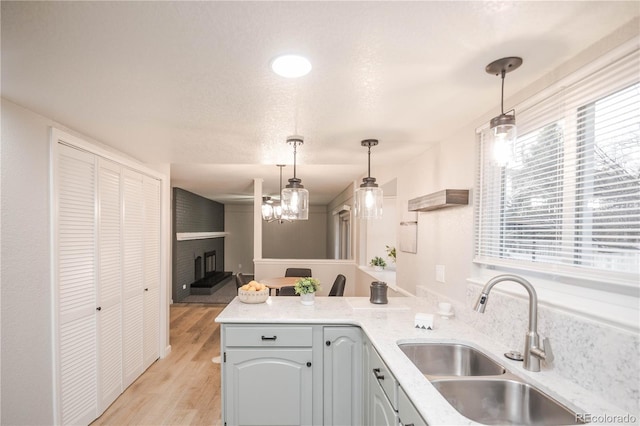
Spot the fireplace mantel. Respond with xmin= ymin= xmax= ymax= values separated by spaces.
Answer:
xmin=176 ymin=232 xmax=229 ymax=241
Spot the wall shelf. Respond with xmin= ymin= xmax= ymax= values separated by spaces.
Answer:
xmin=176 ymin=232 xmax=229 ymax=241
xmin=408 ymin=189 xmax=469 ymax=212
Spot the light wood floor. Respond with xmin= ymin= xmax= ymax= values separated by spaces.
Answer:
xmin=92 ymin=304 xmax=224 ymax=425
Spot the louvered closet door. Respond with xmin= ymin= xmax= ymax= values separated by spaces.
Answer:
xmin=56 ymin=144 xmax=98 ymax=425
xmin=142 ymin=176 xmax=161 ymax=369
xmin=122 ymin=169 xmax=144 ymax=388
xmin=97 ymin=158 xmax=123 ymax=412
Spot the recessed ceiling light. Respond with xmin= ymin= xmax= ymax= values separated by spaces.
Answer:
xmin=271 ymin=54 xmax=312 ymax=78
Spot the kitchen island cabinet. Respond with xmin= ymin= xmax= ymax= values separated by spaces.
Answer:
xmin=221 ymin=325 xmax=318 ymax=425
xmin=216 ymin=296 xmax=618 ymax=425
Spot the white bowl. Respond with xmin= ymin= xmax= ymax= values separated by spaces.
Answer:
xmin=238 ymin=288 xmax=269 ymax=304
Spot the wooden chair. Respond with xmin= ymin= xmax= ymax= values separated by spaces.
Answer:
xmin=328 ymin=274 xmax=346 ymax=296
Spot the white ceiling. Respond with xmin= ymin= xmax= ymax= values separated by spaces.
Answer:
xmin=2 ymin=1 xmax=638 ymax=204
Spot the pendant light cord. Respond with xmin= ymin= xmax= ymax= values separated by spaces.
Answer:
xmin=500 ymin=69 xmax=506 ymax=115
xmin=367 ymin=144 xmax=372 ymax=179
xmin=293 ymin=142 xmax=298 ymax=179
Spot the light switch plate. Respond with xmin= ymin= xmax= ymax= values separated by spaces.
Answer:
xmin=436 ymin=265 xmax=446 ymax=283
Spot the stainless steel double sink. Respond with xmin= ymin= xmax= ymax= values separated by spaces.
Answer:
xmin=398 ymin=342 xmax=585 ymax=425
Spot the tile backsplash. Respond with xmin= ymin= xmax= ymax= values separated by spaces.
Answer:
xmin=416 ymin=284 xmax=640 ymax=414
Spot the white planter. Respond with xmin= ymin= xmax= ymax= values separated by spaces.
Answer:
xmin=374 ymin=266 xmax=383 ymax=272
xmin=300 ymin=292 xmax=315 ymax=306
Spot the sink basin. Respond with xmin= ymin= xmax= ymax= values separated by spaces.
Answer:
xmin=431 ymin=378 xmax=584 ymax=425
xmin=398 ymin=343 xmax=506 ymax=376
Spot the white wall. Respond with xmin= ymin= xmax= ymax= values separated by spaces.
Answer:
xmin=364 ymin=195 xmax=397 ymax=269
xmin=224 ymin=203 xmax=254 ymax=274
xmin=1 ymin=99 xmax=54 ymax=424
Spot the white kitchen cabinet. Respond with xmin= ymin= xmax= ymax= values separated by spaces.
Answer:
xmin=369 ymin=342 xmax=398 ymax=425
xmin=367 ymin=338 xmax=428 ymax=426
xmin=323 ymin=326 xmax=363 ymax=425
xmin=397 ymin=386 xmax=428 ymax=426
xmin=53 ymin=138 xmax=162 ymax=425
xmin=222 ymin=325 xmax=317 ymax=426
xmin=371 ymin=376 xmax=397 ymax=426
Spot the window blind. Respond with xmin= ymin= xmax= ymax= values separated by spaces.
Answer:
xmin=475 ymin=48 xmax=640 ymax=287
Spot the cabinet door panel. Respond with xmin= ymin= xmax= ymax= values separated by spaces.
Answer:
xmin=323 ymin=327 xmax=363 ymax=426
xmin=398 ymin=387 xmax=427 ymax=426
xmin=371 ymin=381 xmax=397 ymax=426
xmin=225 ymin=349 xmax=313 ymax=426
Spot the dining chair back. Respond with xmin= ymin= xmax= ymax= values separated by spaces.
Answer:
xmin=328 ymin=274 xmax=346 ymax=297
xmin=285 ymin=267 xmax=312 ymax=277
xmin=278 ymin=286 xmax=297 ymax=296
xmin=235 ymin=272 xmax=249 ymax=288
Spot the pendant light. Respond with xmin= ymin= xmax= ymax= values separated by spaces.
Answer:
xmin=262 ymin=165 xmax=289 ymax=223
xmin=281 ymin=136 xmax=309 ymax=220
xmin=261 ymin=196 xmax=274 ymax=221
xmin=354 ymin=139 xmax=383 ymax=219
xmin=486 ymin=56 xmax=523 ymax=165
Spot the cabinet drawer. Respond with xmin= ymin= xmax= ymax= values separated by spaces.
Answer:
xmin=224 ymin=325 xmax=313 ymax=347
xmin=370 ymin=346 xmax=397 ymax=410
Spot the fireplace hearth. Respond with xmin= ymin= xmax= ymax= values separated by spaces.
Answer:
xmin=190 ymin=249 xmax=232 ymax=295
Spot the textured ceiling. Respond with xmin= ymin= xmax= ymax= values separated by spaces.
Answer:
xmin=2 ymin=1 xmax=638 ymax=204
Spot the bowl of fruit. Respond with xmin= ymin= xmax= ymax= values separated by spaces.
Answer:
xmin=238 ymin=281 xmax=269 ymax=304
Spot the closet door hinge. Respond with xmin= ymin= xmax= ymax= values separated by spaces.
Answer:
xmin=223 ymin=352 xmax=226 ymax=362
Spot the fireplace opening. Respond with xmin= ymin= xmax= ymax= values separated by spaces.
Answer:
xmin=204 ymin=250 xmax=216 ymax=276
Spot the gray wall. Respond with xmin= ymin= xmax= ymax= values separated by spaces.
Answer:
xmin=224 ymin=203 xmax=254 ymax=274
xmin=172 ymin=188 xmax=225 ymax=302
xmin=262 ymin=205 xmax=328 ymax=259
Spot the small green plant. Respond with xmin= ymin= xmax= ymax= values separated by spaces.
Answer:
xmin=370 ymin=256 xmax=387 ymax=269
xmin=294 ymin=277 xmax=321 ymax=295
xmin=386 ymin=245 xmax=396 ymax=263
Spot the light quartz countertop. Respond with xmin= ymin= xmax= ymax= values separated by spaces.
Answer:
xmin=216 ymin=296 xmax=627 ymax=425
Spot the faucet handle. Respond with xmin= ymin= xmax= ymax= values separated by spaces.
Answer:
xmin=531 ymin=337 xmax=554 ymax=364
xmin=542 ymin=337 xmax=554 ymax=364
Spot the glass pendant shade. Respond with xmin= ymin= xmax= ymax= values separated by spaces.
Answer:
xmin=281 ymin=182 xmax=309 ymax=220
xmin=272 ymin=202 xmax=283 ymax=221
xmin=355 ymin=184 xmax=383 ymax=219
xmin=490 ymin=113 xmax=517 ymax=166
xmin=261 ymin=197 xmax=274 ymax=221
xmin=281 ymin=136 xmax=309 ymax=220
xmin=355 ymin=139 xmax=383 ymax=219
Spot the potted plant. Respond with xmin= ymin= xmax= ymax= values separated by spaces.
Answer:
xmin=294 ymin=277 xmax=321 ymax=305
xmin=370 ymin=256 xmax=387 ymax=271
xmin=386 ymin=245 xmax=396 ymax=263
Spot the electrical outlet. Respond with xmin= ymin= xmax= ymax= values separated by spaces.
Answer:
xmin=238 ymin=263 xmax=242 ymax=270
xmin=436 ymin=265 xmax=446 ymax=283
xmin=182 ymin=284 xmax=186 ymax=290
